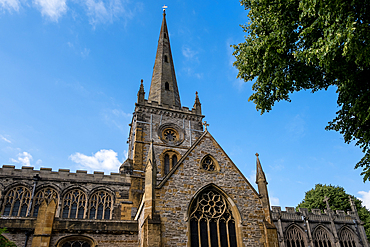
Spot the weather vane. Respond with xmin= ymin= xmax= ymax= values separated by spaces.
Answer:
xmin=162 ymin=5 xmax=168 ymax=12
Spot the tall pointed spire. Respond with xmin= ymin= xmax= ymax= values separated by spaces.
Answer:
xmin=148 ymin=10 xmax=181 ymax=108
xmin=255 ymin=153 xmax=273 ymax=223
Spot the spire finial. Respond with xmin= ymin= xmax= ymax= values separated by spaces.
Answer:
xmin=255 ymin=153 xmax=259 ymax=157
xmin=203 ymin=121 xmax=209 ymax=131
xmin=162 ymin=5 xmax=167 ymax=14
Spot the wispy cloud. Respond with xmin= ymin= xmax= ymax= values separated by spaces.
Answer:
xmin=101 ymin=108 xmax=131 ymax=132
xmin=358 ymin=190 xmax=370 ymax=209
xmin=10 ymin=151 xmax=34 ymax=166
xmin=270 ymin=196 xmax=280 ymax=206
xmin=1 ymin=0 xmax=141 ymax=26
xmin=81 ymin=47 xmax=90 ymax=58
xmin=182 ymin=46 xmax=198 ymax=60
xmin=0 ymin=134 xmax=11 ymax=143
xmin=33 ymin=0 xmax=67 ymax=21
xmin=0 ymin=0 xmax=20 ymax=12
xmin=69 ymin=149 xmax=121 ymax=173
xmin=285 ymin=114 xmax=306 ymax=139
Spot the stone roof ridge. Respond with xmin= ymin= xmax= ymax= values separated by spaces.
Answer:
xmin=148 ymin=11 xmax=181 ymax=108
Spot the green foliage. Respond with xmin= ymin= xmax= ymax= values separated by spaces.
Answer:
xmin=233 ymin=0 xmax=370 ymax=181
xmin=297 ymin=184 xmax=370 ymax=241
xmin=0 ymin=228 xmax=16 ymax=247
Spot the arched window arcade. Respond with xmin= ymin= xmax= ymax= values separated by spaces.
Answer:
xmin=61 ymin=189 xmax=87 ymax=219
xmin=313 ymin=226 xmax=333 ymax=247
xmin=285 ymin=225 xmax=307 ymax=247
xmin=88 ymin=190 xmax=112 ymax=220
xmin=189 ymin=187 xmax=237 ymax=247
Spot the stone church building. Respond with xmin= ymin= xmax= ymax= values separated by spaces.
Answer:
xmin=0 ymin=11 xmax=368 ymax=247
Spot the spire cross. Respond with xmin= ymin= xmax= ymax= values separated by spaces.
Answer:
xmin=162 ymin=5 xmax=168 ymax=12
xmin=203 ymin=121 xmax=209 ymax=131
xmin=323 ymin=196 xmax=330 ymax=210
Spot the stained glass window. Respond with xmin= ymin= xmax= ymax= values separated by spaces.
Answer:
xmin=313 ymin=227 xmax=333 ymax=247
xmin=61 ymin=189 xmax=86 ymax=219
xmin=88 ymin=191 xmax=112 ymax=220
xmin=32 ymin=187 xmax=58 ymax=217
xmin=285 ymin=226 xmax=307 ymax=247
xmin=339 ymin=228 xmax=357 ymax=247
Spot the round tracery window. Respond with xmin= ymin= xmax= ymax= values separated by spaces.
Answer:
xmin=201 ymin=155 xmax=219 ymax=172
xmin=163 ymin=129 xmax=177 ymax=142
xmin=157 ymin=123 xmax=185 ymax=146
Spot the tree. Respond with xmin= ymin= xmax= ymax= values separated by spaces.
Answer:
xmin=0 ymin=228 xmax=16 ymax=247
xmin=233 ymin=0 xmax=370 ymax=181
xmin=297 ymin=184 xmax=370 ymax=241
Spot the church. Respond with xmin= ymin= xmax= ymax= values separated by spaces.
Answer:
xmin=0 ymin=11 xmax=368 ymax=247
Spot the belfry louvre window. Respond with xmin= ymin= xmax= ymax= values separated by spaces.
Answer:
xmin=32 ymin=187 xmax=58 ymax=217
xmin=88 ymin=191 xmax=112 ymax=219
xmin=313 ymin=227 xmax=332 ymax=247
xmin=285 ymin=226 xmax=307 ymax=247
xmin=189 ymin=188 xmax=237 ymax=247
xmin=2 ymin=186 xmax=31 ymax=217
xmin=339 ymin=228 xmax=357 ymax=247
xmin=62 ymin=189 xmax=86 ymax=219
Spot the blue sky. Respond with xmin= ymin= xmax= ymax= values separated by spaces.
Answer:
xmin=0 ymin=0 xmax=369 ymax=210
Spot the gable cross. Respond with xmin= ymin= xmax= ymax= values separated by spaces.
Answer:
xmin=203 ymin=121 xmax=209 ymax=131
xmin=323 ymin=196 xmax=330 ymax=210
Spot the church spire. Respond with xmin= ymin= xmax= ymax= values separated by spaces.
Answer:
xmin=255 ymin=153 xmax=272 ymax=223
xmin=148 ymin=10 xmax=181 ymax=108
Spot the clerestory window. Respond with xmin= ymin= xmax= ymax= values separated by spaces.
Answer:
xmin=88 ymin=191 xmax=112 ymax=220
xmin=339 ymin=228 xmax=357 ymax=247
xmin=2 ymin=186 xmax=31 ymax=217
xmin=32 ymin=187 xmax=58 ymax=217
xmin=61 ymin=189 xmax=86 ymax=219
xmin=313 ymin=227 xmax=333 ymax=247
xmin=285 ymin=226 xmax=307 ymax=247
xmin=189 ymin=188 xmax=237 ymax=247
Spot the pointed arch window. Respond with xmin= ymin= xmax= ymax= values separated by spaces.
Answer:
xmin=164 ymin=55 xmax=169 ymax=63
xmin=88 ymin=191 xmax=112 ymax=220
xmin=172 ymin=155 xmax=177 ymax=168
xmin=2 ymin=186 xmax=31 ymax=217
xmin=165 ymin=82 xmax=170 ymax=91
xmin=62 ymin=189 xmax=86 ymax=219
xmin=189 ymin=188 xmax=237 ymax=247
xmin=339 ymin=228 xmax=357 ymax=247
xmin=313 ymin=227 xmax=333 ymax=247
xmin=285 ymin=226 xmax=307 ymax=247
xmin=164 ymin=154 xmax=170 ymax=175
xmin=32 ymin=187 xmax=58 ymax=217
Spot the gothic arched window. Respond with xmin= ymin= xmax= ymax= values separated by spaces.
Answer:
xmin=164 ymin=55 xmax=169 ymax=63
xmin=189 ymin=188 xmax=237 ymax=247
xmin=32 ymin=187 xmax=58 ymax=217
xmin=62 ymin=241 xmax=90 ymax=247
xmin=285 ymin=226 xmax=307 ymax=247
xmin=172 ymin=154 xmax=177 ymax=168
xmin=2 ymin=186 xmax=31 ymax=217
xmin=339 ymin=228 xmax=357 ymax=247
xmin=164 ymin=154 xmax=170 ymax=175
xmin=61 ymin=189 xmax=86 ymax=219
xmin=313 ymin=226 xmax=333 ymax=247
xmin=88 ymin=191 xmax=112 ymax=220
xmin=57 ymin=236 xmax=95 ymax=247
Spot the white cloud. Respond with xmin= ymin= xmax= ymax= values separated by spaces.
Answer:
xmin=270 ymin=196 xmax=280 ymax=206
xmin=69 ymin=149 xmax=121 ymax=173
xmin=0 ymin=0 xmax=20 ymax=12
xmin=182 ymin=46 xmax=198 ymax=59
xmin=0 ymin=134 xmax=11 ymax=143
xmin=10 ymin=151 xmax=33 ymax=166
xmin=101 ymin=108 xmax=131 ymax=132
xmin=358 ymin=190 xmax=370 ymax=209
xmin=33 ymin=0 xmax=67 ymax=22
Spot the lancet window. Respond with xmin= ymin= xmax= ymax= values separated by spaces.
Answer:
xmin=313 ymin=227 xmax=332 ymax=247
xmin=2 ymin=186 xmax=31 ymax=217
xmin=61 ymin=189 xmax=86 ymax=219
xmin=164 ymin=154 xmax=170 ymax=175
xmin=285 ymin=226 xmax=307 ymax=247
xmin=88 ymin=191 xmax=112 ymax=220
xmin=32 ymin=187 xmax=58 ymax=217
xmin=339 ymin=228 xmax=357 ymax=247
xmin=189 ymin=188 xmax=237 ymax=247
xmin=161 ymin=150 xmax=180 ymax=176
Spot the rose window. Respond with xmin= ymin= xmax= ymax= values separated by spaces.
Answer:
xmin=163 ymin=129 xmax=177 ymax=142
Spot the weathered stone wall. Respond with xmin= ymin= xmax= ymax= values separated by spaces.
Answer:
xmin=155 ymin=133 xmax=266 ymax=246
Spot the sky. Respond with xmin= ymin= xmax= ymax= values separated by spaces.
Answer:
xmin=0 ymin=0 xmax=369 ymax=210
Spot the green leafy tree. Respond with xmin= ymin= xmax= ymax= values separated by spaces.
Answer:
xmin=297 ymin=184 xmax=370 ymax=241
xmin=0 ymin=228 xmax=16 ymax=247
xmin=233 ymin=0 xmax=370 ymax=181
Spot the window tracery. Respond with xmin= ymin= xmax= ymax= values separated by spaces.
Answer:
xmin=62 ymin=240 xmax=91 ymax=247
xmin=285 ymin=226 xmax=307 ymax=247
xmin=32 ymin=187 xmax=58 ymax=217
xmin=313 ymin=227 xmax=332 ymax=247
xmin=339 ymin=228 xmax=357 ymax=247
xmin=88 ymin=191 xmax=112 ymax=220
xmin=62 ymin=189 xmax=86 ymax=219
xmin=2 ymin=186 xmax=31 ymax=217
xmin=200 ymin=155 xmax=219 ymax=172
xmin=190 ymin=188 xmax=237 ymax=247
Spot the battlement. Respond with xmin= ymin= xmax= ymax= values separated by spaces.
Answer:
xmin=136 ymin=100 xmax=204 ymax=119
xmin=0 ymin=165 xmax=131 ymax=184
xmin=271 ymin=206 xmax=357 ymax=224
